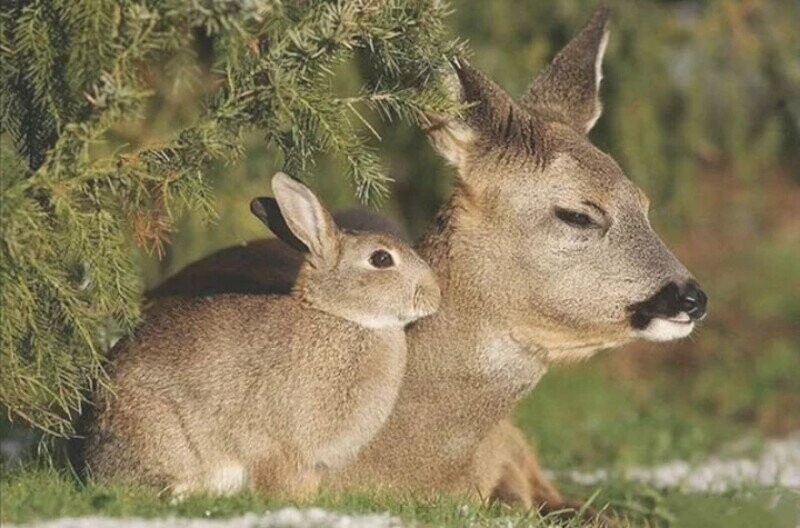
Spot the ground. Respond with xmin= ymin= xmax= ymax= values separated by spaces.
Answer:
xmin=3 ymin=348 xmax=800 ymax=527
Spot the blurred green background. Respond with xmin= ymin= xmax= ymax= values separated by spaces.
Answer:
xmin=3 ymin=0 xmax=799 ymax=525
xmin=138 ymin=0 xmax=800 ymax=465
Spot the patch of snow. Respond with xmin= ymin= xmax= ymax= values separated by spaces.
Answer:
xmin=8 ymin=508 xmax=405 ymax=528
xmin=555 ymin=434 xmax=800 ymax=493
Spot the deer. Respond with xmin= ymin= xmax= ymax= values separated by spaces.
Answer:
xmin=143 ymin=7 xmax=707 ymax=515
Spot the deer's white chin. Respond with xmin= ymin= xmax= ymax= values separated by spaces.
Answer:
xmin=635 ymin=316 xmax=695 ymax=342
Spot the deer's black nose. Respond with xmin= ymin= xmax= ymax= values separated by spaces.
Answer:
xmin=680 ymin=280 xmax=707 ymax=320
xmin=628 ymin=280 xmax=708 ymax=329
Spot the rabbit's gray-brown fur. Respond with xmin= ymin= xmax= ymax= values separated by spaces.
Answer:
xmin=85 ymin=173 xmax=440 ymax=497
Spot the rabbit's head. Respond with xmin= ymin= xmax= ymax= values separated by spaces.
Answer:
xmin=251 ymin=173 xmax=440 ymax=329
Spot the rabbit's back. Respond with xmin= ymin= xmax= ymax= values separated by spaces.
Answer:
xmin=87 ymin=294 xmax=293 ymax=487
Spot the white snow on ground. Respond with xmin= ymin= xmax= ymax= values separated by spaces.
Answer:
xmin=9 ymin=508 xmax=405 ymax=528
xmin=556 ymin=434 xmax=800 ymax=493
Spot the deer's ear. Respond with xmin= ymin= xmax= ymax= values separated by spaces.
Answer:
xmin=425 ymin=59 xmax=533 ymax=170
xmin=520 ymin=7 xmax=610 ymax=134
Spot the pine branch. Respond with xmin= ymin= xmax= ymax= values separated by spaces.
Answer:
xmin=1 ymin=0 xmax=459 ymax=435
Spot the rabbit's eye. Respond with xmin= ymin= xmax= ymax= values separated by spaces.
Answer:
xmin=369 ymin=249 xmax=394 ymax=269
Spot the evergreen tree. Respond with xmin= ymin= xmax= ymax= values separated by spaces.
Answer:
xmin=0 ymin=0 xmax=458 ymax=435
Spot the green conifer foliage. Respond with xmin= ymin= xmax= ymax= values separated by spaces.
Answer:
xmin=0 ymin=0 xmax=458 ymax=435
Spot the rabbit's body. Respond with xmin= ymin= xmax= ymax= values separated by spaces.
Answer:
xmin=87 ymin=294 xmax=406 ymax=495
xmin=84 ymin=173 xmax=440 ymax=497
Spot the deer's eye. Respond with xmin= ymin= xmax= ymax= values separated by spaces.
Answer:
xmin=369 ymin=249 xmax=394 ymax=269
xmin=555 ymin=207 xmax=596 ymax=229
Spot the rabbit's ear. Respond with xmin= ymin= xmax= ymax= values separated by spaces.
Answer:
xmin=270 ymin=172 xmax=340 ymax=262
xmin=250 ymin=197 xmax=308 ymax=253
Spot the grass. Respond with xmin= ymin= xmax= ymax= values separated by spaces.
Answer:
xmin=517 ymin=365 xmax=754 ymax=472
xmin=3 ymin=465 xmax=799 ymax=527
xmin=0 ymin=466 xmax=597 ymax=527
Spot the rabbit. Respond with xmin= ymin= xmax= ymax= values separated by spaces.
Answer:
xmin=84 ymin=172 xmax=441 ymax=498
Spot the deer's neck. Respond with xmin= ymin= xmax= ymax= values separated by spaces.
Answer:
xmin=404 ymin=195 xmax=548 ymax=431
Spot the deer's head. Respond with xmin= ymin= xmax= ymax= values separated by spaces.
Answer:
xmin=426 ymin=8 xmax=707 ymax=362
